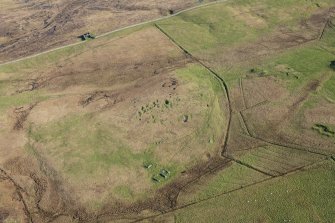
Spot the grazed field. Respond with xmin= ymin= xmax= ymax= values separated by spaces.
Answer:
xmin=165 ymin=161 xmax=335 ymax=223
xmin=0 ymin=0 xmax=335 ymax=222
xmin=0 ymin=23 xmax=229 ymax=222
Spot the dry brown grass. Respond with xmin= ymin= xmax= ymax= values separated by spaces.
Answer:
xmin=0 ymin=1 xmax=334 ymax=222
xmin=0 ymin=0 xmax=211 ymax=61
xmin=0 ymin=180 xmax=27 ymax=223
xmin=227 ymin=6 xmax=267 ymax=29
xmin=305 ymin=102 xmax=335 ymax=126
xmin=241 ymin=76 xmax=288 ymax=108
xmin=0 ymin=22 xmax=228 ymax=221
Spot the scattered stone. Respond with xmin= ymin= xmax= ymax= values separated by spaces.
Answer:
xmin=159 ymin=169 xmax=170 ymax=179
xmin=183 ymin=115 xmax=189 ymax=123
xmin=152 ymin=176 xmax=160 ymax=183
xmin=144 ymin=163 xmax=153 ymax=169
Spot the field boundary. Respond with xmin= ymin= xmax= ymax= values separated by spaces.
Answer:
xmin=154 ymin=23 xmax=232 ymax=156
xmin=238 ymin=111 xmax=252 ymax=136
xmin=239 ymin=78 xmax=248 ymax=109
xmin=222 ymin=155 xmax=275 ymax=177
xmin=131 ymin=158 xmax=329 ymax=222
xmin=239 ymin=111 xmax=329 ymax=157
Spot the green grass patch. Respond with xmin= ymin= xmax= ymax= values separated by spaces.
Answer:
xmin=236 ymin=145 xmax=324 ymax=176
xmin=320 ymin=17 xmax=335 ymax=47
xmin=312 ymin=124 xmax=335 ymax=137
xmin=175 ymin=64 xmax=222 ymax=94
xmin=321 ymin=74 xmax=335 ymax=101
xmin=157 ymin=4 xmax=266 ymax=53
xmin=28 ymin=112 xmax=183 ymax=189
xmin=157 ymin=0 xmax=335 ymax=56
xmin=174 ymin=64 xmax=227 ymax=159
xmin=0 ymin=90 xmax=49 ymax=113
xmin=114 ymin=185 xmax=134 ymax=200
xmin=259 ymin=46 xmax=334 ymax=91
xmin=28 ymin=114 xmax=153 ymax=176
xmin=0 ymin=44 xmax=86 ymax=74
xmin=180 ymin=162 xmax=269 ymax=204
xmin=175 ymin=161 xmax=335 ymax=223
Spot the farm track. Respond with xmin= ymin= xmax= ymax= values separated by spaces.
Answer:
xmin=0 ymin=0 xmax=229 ymax=66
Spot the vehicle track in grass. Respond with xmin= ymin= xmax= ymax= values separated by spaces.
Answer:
xmin=0 ymin=167 xmax=33 ymax=223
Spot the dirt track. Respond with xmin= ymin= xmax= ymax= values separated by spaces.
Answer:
xmin=0 ymin=0 xmax=222 ymax=63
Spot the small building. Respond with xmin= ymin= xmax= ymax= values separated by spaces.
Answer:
xmin=80 ymin=33 xmax=96 ymax=41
